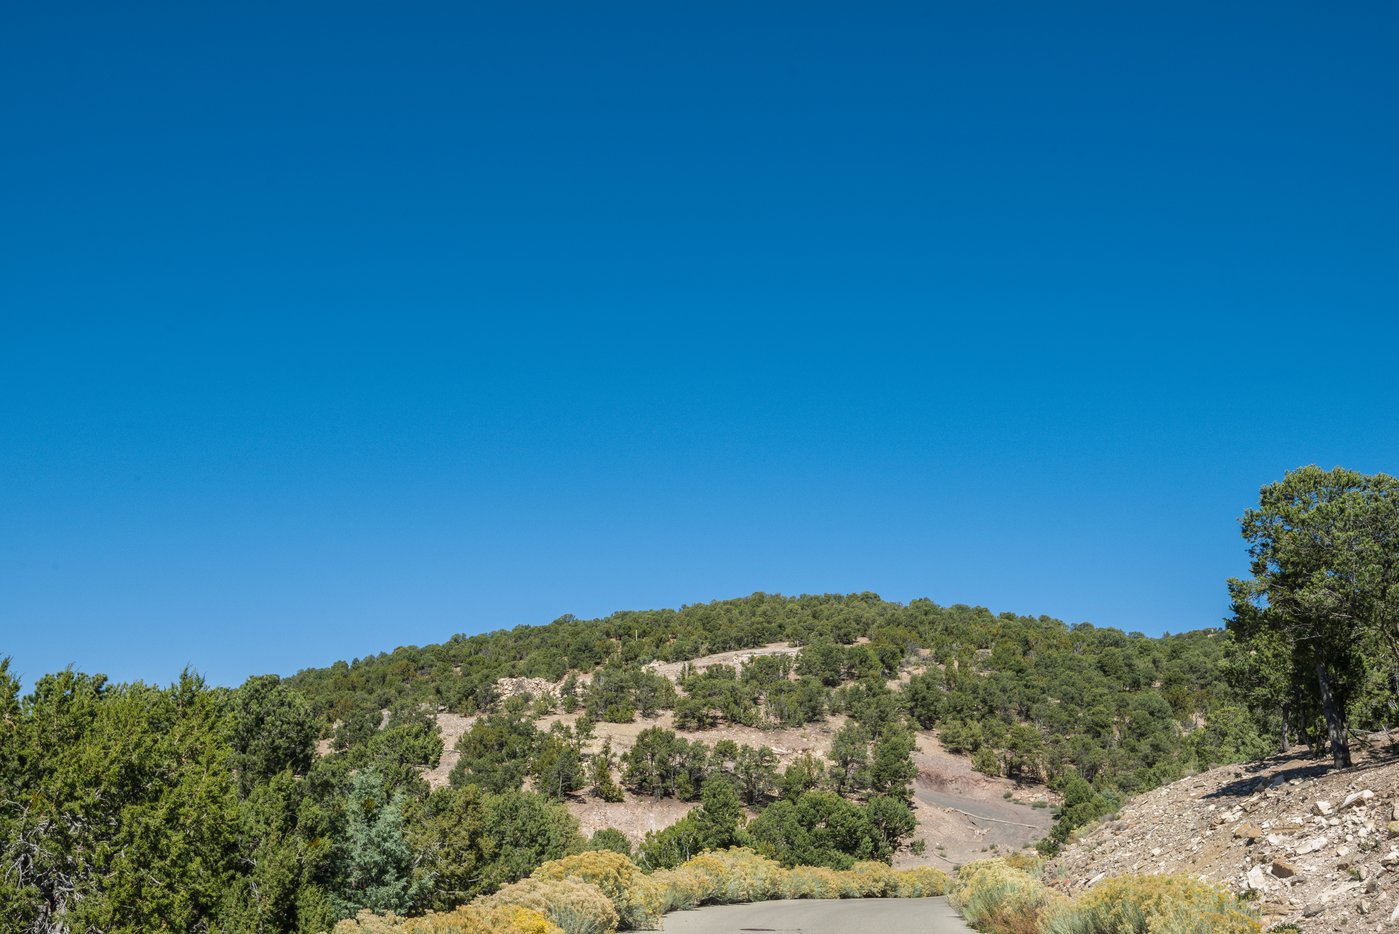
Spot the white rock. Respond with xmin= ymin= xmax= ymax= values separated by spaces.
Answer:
xmin=1314 ymin=800 xmax=1334 ymax=816
xmin=1341 ymin=790 xmax=1375 ymax=810
xmin=1247 ymin=865 xmax=1269 ymax=890
xmin=1296 ymin=836 xmax=1329 ymax=855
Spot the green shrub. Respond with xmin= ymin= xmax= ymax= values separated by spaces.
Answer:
xmin=1044 ymin=874 xmax=1260 ymax=934
xmin=480 ymin=877 xmax=618 ymax=934
xmin=586 ymin=828 xmax=633 ymax=858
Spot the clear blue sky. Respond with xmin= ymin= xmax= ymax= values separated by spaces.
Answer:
xmin=3 ymin=2 xmax=1397 ymax=689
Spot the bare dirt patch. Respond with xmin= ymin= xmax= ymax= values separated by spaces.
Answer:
xmin=645 ymin=643 xmax=800 ymax=682
xmin=568 ymin=791 xmax=699 ymax=843
xmin=422 ymin=711 xmax=476 ymax=787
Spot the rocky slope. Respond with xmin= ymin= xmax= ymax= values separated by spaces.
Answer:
xmin=1052 ymin=740 xmax=1399 ymax=932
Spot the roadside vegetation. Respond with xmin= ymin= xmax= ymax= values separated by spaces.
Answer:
xmin=332 ymin=848 xmax=949 ymax=934
xmin=949 ymin=856 xmax=1259 ymax=934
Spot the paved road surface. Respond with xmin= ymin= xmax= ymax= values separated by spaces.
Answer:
xmin=652 ymin=897 xmax=973 ymax=933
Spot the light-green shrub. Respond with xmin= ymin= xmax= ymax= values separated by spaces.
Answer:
xmin=951 ymin=859 xmax=1064 ymax=934
xmin=952 ymin=860 xmax=1260 ymax=934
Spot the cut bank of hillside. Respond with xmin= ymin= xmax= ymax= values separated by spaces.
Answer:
xmin=1052 ymin=739 xmax=1399 ymax=932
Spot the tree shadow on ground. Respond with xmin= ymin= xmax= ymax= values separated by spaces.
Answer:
xmin=1202 ymin=737 xmax=1399 ymax=800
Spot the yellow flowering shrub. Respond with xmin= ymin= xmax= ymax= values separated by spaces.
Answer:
xmin=332 ymin=904 xmax=563 ymax=934
xmin=336 ymin=849 xmax=955 ymax=934
xmin=649 ymin=866 xmax=710 ymax=912
xmin=479 ymin=877 xmax=619 ymax=934
xmin=780 ymin=865 xmax=842 ymax=899
xmin=1001 ymin=851 xmax=1047 ymax=874
xmin=332 ymin=911 xmax=403 ymax=934
xmin=846 ymin=861 xmax=898 ymax=897
xmin=892 ymin=866 xmax=951 ymax=897
xmin=678 ymin=847 xmax=787 ymax=904
xmin=531 ymin=850 xmax=664 ymax=930
xmin=1044 ymin=874 xmax=1260 ymax=934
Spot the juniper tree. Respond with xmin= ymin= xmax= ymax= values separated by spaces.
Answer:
xmin=1229 ymin=466 xmax=1399 ymax=768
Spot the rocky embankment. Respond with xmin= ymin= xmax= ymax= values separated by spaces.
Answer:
xmin=1053 ymin=743 xmax=1399 ymax=932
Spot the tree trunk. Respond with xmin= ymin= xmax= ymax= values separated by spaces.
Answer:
xmin=1280 ymin=701 xmax=1292 ymax=755
xmin=1315 ymin=660 xmax=1351 ymax=768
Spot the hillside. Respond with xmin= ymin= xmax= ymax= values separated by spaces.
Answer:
xmin=1052 ymin=738 xmax=1399 ymax=931
xmin=290 ymin=593 xmax=1258 ymax=856
xmin=380 ymin=641 xmax=1056 ymax=865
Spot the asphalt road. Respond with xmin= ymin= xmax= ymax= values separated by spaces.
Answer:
xmin=651 ymin=897 xmax=974 ymax=933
